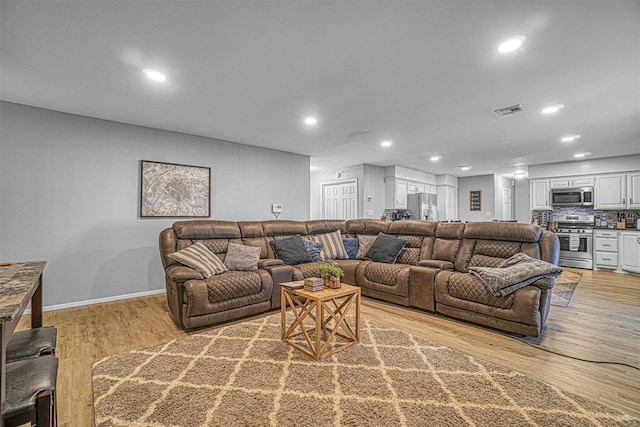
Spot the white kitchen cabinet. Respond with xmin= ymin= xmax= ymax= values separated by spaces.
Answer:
xmin=436 ymin=184 xmax=458 ymax=221
xmin=595 ymin=174 xmax=627 ymax=209
xmin=620 ymin=232 xmax=640 ymax=274
xmin=530 ymin=179 xmax=551 ymax=210
xmin=407 ymin=182 xmax=425 ymax=195
xmin=549 ymin=176 xmax=594 ymax=189
xmin=628 ymin=172 xmax=640 ymax=209
xmin=594 ymin=230 xmax=619 ymax=270
xmin=385 ymin=178 xmax=408 ymax=209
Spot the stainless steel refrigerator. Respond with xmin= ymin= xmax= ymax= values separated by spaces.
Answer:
xmin=407 ymin=193 xmax=438 ymax=221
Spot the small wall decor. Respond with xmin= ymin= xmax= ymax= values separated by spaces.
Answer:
xmin=469 ymin=190 xmax=482 ymax=211
xmin=140 ymin=160 xmax=211 ymax=217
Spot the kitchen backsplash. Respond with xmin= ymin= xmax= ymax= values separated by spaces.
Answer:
xmin=532 ymin=207 xmax=640 ymax=229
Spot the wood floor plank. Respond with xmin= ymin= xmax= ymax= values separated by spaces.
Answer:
xmin=16 ymin=268 xmax=640 ymax=425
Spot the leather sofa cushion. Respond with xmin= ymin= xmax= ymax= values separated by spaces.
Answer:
xmin=443 ymin=272 xmax=514 ymax=309
xmin=206 ymin=271 xmax=263 ymax=303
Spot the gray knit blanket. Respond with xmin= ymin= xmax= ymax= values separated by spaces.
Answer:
xmin=469 ymin=253 xmax=563 ymax=297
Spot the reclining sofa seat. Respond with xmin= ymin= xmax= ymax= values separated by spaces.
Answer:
xmin=159 ymin=220 xmax=279 ymax=329
xmin=160 ymin=219 xmax=559 ymax=337
xmin=434 ymin=222 xmax=559 ymax=336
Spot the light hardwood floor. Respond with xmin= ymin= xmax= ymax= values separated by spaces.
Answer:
xmin=17 ymin=268 xmax=640 ymax=426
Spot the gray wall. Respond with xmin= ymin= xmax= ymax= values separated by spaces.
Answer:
xmin=0 ymin=102 xmax=310 ymax=309
xmin=309 ymin=164 xmax=386 ymax=220
xmin=458 ymin=174 xmax=494 ymax=221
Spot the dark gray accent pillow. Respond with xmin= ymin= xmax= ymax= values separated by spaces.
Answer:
xmin=270 ymin=235 xmax=313 ymax=265
xmin=365 ymin=232 xmax=408 ymax=264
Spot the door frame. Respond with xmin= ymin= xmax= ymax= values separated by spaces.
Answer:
xmin=320 ymin=178 xmax=359 ymax=220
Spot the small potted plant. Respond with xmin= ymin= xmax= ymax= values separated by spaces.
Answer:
xmin=317 ymin=264 xmax=345 ymax=289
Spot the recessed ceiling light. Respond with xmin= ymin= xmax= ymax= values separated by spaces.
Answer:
xmin=574 ymin=152 xmax=592 ymax=158
xmin=541 ymin=104 xmax=565 ymax=114
xmin=498 ymin=35 xmax=526 ymax=53
xmin=430 ymin=155 xmax=441 ymax=162
xmin=142 ymin=68 xmax=166 ymax=82
xmin=459 ymin=165 xmax=472 ymax=171
xmin=381 ymin=140 xmax=393 ymax=147
xmin=561 ymin=135 xmax=581 ymax=142
xmin=304 ymin=116 xmax=318 ymax=125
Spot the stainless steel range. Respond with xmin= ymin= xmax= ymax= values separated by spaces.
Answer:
xmin=554 ymin=214 xmax=594 ymax=269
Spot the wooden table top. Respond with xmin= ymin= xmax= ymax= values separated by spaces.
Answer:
xmin=289 ymin=282 xmax=360 ymax=300
xmin=0 ymin=261 xmax=46 ymax=322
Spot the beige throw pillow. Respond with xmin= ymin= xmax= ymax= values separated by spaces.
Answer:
xmin=356 ymin=235 xmax=377 ymax=259
xmin=224 ymin=242 xmax=261 ymax=271
xmin=167 ymin=241 xmax=227 ymax=278
xmin=310 ymin=230 xmax=349 ymax=260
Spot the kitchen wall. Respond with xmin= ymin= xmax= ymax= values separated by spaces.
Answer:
xmin=457 ymin=174 xmax=495 ymax=221
xmin=0 ymin=102 xmax=310 ymax=309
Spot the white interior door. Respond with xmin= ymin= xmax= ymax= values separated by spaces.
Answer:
xmin=322 ymin=180 xmax=358 ymax=219
xmin=502 ymin=188 xmax=512 ymax=220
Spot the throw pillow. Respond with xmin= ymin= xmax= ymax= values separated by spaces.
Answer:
xmin=342 ymin=237 xmax=359 ymax=260
xmin=224 ymin=242 xmax=261 ymax=271
xmin=167 ymin=241 xmax=227 ymax=278
xmin=269 ymin=235 xmax=313 ymax=265
xmin=356 ymin=235 xmax=377 ymax=259
xmin=310 ymin=230 xmax=349 ymax=260
xmin=365 ymin=233 xmax=408 ymax=264
xmin=302 ymin=238 xmax=323 ymax=262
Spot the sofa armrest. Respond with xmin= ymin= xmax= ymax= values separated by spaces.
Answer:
xmin=264 ymin=264 xmax=294 ymax=309
xmin=531 ymin=278 xmax=554 ymax=290
xmin=259 ymin=258 xmax=285 ymax=268
xmin=418 ymin=259 xmax=454 ymax=270
xmin=166 ymin=265 xmax=205 ymax=281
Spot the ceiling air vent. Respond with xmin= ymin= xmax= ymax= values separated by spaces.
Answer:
xmin=494 ymin=104 xmax=525 ymax=117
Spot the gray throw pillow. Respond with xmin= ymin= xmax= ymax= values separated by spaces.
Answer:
xmin=224 ymin=242 xmax=261 ymax=271
xmin=270 ymin=235 xmax=313 ymax=265
xmin=365 ymin=233 xmax=408 ymax=264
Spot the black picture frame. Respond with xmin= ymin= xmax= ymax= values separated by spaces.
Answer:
xmin=140 ymin=160 xmax=211 ymax=218
xmin=469 ymin=190 xmax=482 ymax=211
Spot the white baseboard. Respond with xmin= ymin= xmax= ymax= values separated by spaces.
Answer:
xmin=25 ymin=289 xmax=166 ymax=314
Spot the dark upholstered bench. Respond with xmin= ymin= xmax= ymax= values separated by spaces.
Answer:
xmin=6 ymin=327 xmax=57 ymax=363
xmin=3 ymin=355 xmax=58 ymax=427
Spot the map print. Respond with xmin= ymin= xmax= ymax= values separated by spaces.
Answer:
xmin=140 ymin=161 xmax=210 ymax=217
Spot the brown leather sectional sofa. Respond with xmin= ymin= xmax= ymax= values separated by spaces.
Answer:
xmin=159 ymin=219 xmax=559 ymax=337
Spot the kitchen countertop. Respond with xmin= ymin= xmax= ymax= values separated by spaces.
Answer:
xmin=593 ymin=227 xmax=640 ymax=232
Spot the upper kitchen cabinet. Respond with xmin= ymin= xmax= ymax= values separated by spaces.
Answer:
xmin=628 ymin=172 xmax=640 ymax=209
xmin=385 ymin=178 xmax=408 ymax=209
xmin=549 ymin=176 xmax=595 ymax=189
xmin=530 ymin=179 xmax=551 ymax=210
xmin=595 ymin=172 xmax=640 ymax=209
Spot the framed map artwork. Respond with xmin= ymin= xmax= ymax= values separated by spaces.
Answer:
xmin=140 ymin=160 xmax=211 ymax=217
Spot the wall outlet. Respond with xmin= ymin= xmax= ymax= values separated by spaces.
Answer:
xmin=366 ymin=209 xmax=374 ymax=215
xmin=272 ymin=204 xmax=283 ymax=213
xmin=485 ymin=211 xmax=492 ymax=216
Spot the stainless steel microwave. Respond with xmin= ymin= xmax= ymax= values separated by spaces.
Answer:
xmin=551 ymin=187 xmax=594 ymax=207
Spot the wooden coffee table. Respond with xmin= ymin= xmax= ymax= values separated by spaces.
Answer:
xmin=281 ymin=282 xmax=361 ymax=360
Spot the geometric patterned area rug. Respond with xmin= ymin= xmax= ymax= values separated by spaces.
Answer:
xmin=92 ymin=313 xmax=637 ymax=427
xmin=551 ymin=270 xmax=583 ymax=307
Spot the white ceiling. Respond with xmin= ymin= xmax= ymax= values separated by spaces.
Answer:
xmin=1 ymin=1 xmax=639 ymax=178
